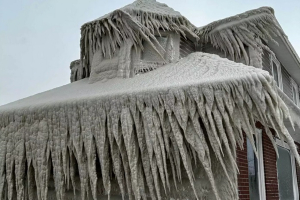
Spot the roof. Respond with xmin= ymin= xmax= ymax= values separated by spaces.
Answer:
xmin=92 ymin=0 xmax=183 ymax=23
xmin=198 ymin=7 xmax=277 ymax=34
xmin=0 ymin=52 xmax=272 ymax=113
xmin=196 ymin=7 xmax=283 ymax=66
xmin=1 ymin=52 xmax=300 ymax=200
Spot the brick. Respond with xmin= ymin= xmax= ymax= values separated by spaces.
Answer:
xmin=262 ymin=129 xmax=279 ymax=200
xmin=237 ymin=127 xmax=280 ymax=200
xmin=237 ymin=132 xmax=250 ymax=200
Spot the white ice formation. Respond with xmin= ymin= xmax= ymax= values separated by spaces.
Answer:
xmin=79 ymin=2 xmax=283 ymax=81
xmin=1 ymin=53 xmax=299 ymax=200
xmin=198 ymin=7 xmax=282 ymax=68
xmin=80 ymin=0 xmax=198 ymax=79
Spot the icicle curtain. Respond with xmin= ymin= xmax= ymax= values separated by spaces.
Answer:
xmin=197 ymin=7 xmax=284 ymax=65
xmin=80 ymin=7 xmax=198 ymax=79
xmin=1 ymin=53 xmax=300 ymax=200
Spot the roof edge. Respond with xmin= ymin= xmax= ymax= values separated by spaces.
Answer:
xmin=198 ymin=7 xmax=276 ymax=33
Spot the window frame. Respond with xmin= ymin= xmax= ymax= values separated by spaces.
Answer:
xmin=276 ymin=138 xmax=299 ymax=200
xmin=270 ymin=54 xmax=283 ymax=90
xmin=247 ymin=128 xmax=266 ymax=200
xmin=256 ymin=129 xmax=266 ymax=200
xmin=291 ymin=78 xmax=299 ymax=106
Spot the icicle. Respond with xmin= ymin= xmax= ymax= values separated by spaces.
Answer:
xmin=235 ymin=35 xmax=249 ymax=65
xmin=121 ymin=107 xmax=142 ymax=200
xmin=152 ymin=110 xmax=169 ymax=191
xmin=186 ymin=115 xmax=220 ymax=200
xmin=80 ymin=5 xmax=197 ymax=76
xmin=107 ymin=108 xmax=126 ymax=200
xmin=130 ymin=98 xmax=156 ymax=200
xmin=0 ymin=126 xmax=7 ymax=198
xmin=219 ymin=30 xmax=235 ymax=60
xmin=2 ymin=52 xmax=300 ymax=200
xmin=94 ymin=106 xmax=111 ymax=199
xmin=83 ymin=105 xmax=98 ymax=200
xmin=199 ymin=7 xmax=283 ymax=66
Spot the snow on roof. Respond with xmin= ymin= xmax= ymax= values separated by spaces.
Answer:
xmin=93 ymin=0 xmax=183 ymax=22
xmin=198 ymin=7 xmax=277 ymax=34
xmin=196 ymin=7 xmax=283 ymax=66
xmin=0 ymin=52 xmax=270 ymax=113
xmin=1 ymin=52 xmax=300 ymax=200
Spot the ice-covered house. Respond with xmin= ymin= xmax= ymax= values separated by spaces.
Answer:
xmin=1 ymin=0 xmax=300 ymax=199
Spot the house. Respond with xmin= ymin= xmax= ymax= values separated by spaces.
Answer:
xmin=198 ymin=6 xmax=300 ymax=200
xmin=0 ymin=0 xmax=300 ymax=199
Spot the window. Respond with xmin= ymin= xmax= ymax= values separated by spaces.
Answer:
xmin=135 ymin=32 xmax=179 ymax=75
xmin=142 ymin=36 xmax=168 ymax=62
xmin=291 ymin=78 xmax=299 ymax=106
xmin=247 ymin=129 xmax=266 ymax=200
xmin=276 ymin=139 xmax=299 ymax=200
xmin=270 ymin=55 xmax=282 ymax=90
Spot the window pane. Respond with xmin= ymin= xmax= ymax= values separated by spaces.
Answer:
xmin=247 ymin=139 xmax=260 ymax=200
xmin=142 ymin=36 xmax=167 ymax=62
xmin=277 ymin=146 xmax=294 ymax=200
xmin=272 ymin=62 xmax=279 ymax=87
xmin=293 ymin=86 xmax=297 ymax=103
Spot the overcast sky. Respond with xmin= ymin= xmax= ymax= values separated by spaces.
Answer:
xmin=1 ymin=0 xmax=299 ymax=106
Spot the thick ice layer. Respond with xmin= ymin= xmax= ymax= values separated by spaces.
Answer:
xmin=0 ymin=53 xmax=299 ymax=200
xmin=197 ymin=7 xmax=283 ymax=68
xmin=80 ymin=0 xmax=198 ymax=78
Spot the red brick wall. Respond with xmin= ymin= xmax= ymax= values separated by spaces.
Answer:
xmin=261 ymin=129 xmax=279 ymax=200
xmin=236 ymin=126 xmax=280 ymax=200
xmin=237 ymin=137 xmax=250 ymax=200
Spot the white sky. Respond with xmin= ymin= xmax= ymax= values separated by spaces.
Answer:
xmin=1 ymin=0 xmax=299 ymax=106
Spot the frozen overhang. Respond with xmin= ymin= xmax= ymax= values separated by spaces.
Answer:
xmin=1 ymin=52 xmax=299 ymax=200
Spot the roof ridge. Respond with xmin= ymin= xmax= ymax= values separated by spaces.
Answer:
xmin=198 ymin=7 xmax=275 ymax=32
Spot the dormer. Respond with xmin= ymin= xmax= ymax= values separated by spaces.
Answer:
xmin=74 ymin=0 xmax=198 ymax=83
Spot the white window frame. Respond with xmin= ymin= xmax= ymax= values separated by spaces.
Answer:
xmin=270 ymin=54 xmax=283 ymax=90
xmin=256 ymin=129 xmax=266 ymax=200
xmin=248 ymin=128 xmax=266 ymax=200
xmin=276 ymin=138 xmax=299 ymax=200
xmin=291 ymin=78 xmax=299 ymax=106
